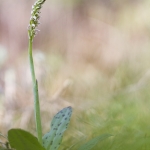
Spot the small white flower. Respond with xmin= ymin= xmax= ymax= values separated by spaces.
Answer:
xmin=28 ymin=0 xmax=46 ymax=39
xmin=32 ymin=16 xmax=37 ymax=20
xmin=32 ymin=24 xmax=36 ymax=28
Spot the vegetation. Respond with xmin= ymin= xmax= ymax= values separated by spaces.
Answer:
xmin=0 ymin=0 xmax=150 ymax=150
xmin=0 ymin=0 xmax=111 ymax=149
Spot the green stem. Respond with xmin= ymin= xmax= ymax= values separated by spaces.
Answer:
xmin=28 ymin=39 xmax=36 ymax=83
xmin=34 ymin=80 xmax=42 ymax=144
xmin=28 ymin=37 xmax=42 ymax=145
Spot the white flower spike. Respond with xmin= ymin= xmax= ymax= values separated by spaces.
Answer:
xmin=28 ymin=0 xmax=46 ymax=40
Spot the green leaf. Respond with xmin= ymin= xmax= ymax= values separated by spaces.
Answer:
xmin=0 ymin=147 xmax=11 ymax=150
xmin=0 ymin=147 xmax=8 ymax=150
xmin=8 ymin=129 xmax=45 ymax=150
xmin=42 ymin=106 xmax=72 ymax=150
xmin=78 ymin=134 xmax=112 ymax=150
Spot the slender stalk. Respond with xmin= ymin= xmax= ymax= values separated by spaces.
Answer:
xmin=28 ymin=39 xmax=36 ymax=83
xmin=28 ymin=0 xmax=46 ymax=144
xmin=34 ymin=80 xmax=42 ymax=144
xmin=28 ymin=37 xmax=42 ymax=145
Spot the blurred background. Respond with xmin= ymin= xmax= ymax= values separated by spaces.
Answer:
xmin=0 ymin=0 xmax=150 ymax=149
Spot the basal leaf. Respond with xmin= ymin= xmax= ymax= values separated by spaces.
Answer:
xmin=0 ymin=147 xmax=8 ymax=150
xmin=8 ymin=129 xmax=45 ymax=150
xmin=78 ymin=134 xmax=112 ymax=150
xmin=0 ymin=147 xmax=11 ymax=150
xmin=42 ymin=106 xmax=72 ymax=150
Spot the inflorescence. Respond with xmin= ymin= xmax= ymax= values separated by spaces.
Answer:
xmin=28 ymin=0 xmax=46 ymax=40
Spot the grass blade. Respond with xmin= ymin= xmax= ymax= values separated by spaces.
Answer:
xmin=78 ymin=134 xmax=112 ymax=150
xmin=0 ymin=133 xmax=7 ymax=140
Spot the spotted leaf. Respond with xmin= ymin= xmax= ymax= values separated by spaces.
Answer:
xmin=42 ymin=106 xmax=72 ymax=150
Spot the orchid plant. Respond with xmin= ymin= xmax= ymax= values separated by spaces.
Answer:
xmin=0 ymin=1 xmax=111 ymax=150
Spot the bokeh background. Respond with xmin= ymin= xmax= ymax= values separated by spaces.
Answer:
xmin=1 ymin=0 xmax=150 ymax=149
